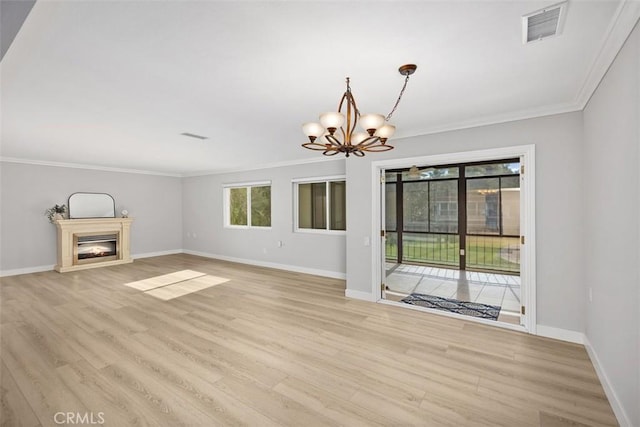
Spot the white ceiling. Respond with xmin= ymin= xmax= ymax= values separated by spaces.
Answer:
xmin=0 ymin=1 xmax=636 ymax=175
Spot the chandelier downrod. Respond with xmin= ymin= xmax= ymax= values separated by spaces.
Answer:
xmin=302 ymin=64 xmax=417 ymax=158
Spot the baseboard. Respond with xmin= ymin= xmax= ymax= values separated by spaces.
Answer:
xmin=183 ymin=249 xmax=346 ymax=280
xmin=132 ymin=249 xmax=184 ymax=259
xmin=0 ymin=249 xmax=183 ymax=277
xmin=0 ymin=249 xmax=345 ymax=280
xmin=344 ymin=289 xmax=376 ymax=302
xmin=583 ymin=335 xmax=632 ymax=427
xmin=535 ymin=325 xmax=585 ymax=344
xmin=0 ymin=264 xmax=55 ymax=277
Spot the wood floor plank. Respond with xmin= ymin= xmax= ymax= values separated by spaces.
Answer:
xmin=0 ymin=360 xmax=41 ymax=427
xmin=56 ymin=361 xmax=157 ymax=427
xmin=418 ymin=380 xmax=540 ymax=427
xmin=15 ymin=315 xmax=84 ymax=369
xmin=0 ymin=254 xmax=619 ymax=426
xmin=143 ymin=323 xmax=290 ymax=389
xmin=213 ymin=373 xmax=337 ymax=426
xmin=0 ymin=325 xmax=89 ymax=426
xmin=539 ymin=410 xmax=593 ymax=427
xmin=350 ymin=387 xmax=456 ymax=426
xmin=98 ymin=359 xmax=217 ymax=426
xmin=477 ymin=376 xmax=617 ymax=426
xmin=445 ymin=345 xmax=607 ymax=399
xmin=272 ymin=376 xmax=391 ymax=427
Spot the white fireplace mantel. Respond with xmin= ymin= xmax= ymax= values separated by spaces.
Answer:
xmin=54 ymin=217 xmax=133 ymax=273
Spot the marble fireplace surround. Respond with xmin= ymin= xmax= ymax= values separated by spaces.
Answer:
xmin=54 ymin=217 xmax=133 ymax=272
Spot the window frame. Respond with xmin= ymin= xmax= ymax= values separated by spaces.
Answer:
xmin=223 ymin=180 xmax=272 ymax=229
xmin=292 ymin=175 xmax=346 ymax=235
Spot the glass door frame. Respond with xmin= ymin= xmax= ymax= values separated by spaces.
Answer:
xmin=373 ymin=145 xmax=536 ymax=334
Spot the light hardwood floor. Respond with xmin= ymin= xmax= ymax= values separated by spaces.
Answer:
xmin=1 ymin=254 xmax=617 ymax=426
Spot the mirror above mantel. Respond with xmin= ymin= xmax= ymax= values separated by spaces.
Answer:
xmin=68 ymin=192 xmax=115 ymax=219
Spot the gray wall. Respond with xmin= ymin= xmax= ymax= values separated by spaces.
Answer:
xmin=182 ymin=160 xmax=346 ymax=277
xmin=583 ymin=22 xmax=639 ymax=426
xmin=0 ymin=162 xmax=183 ymax=273
xmin=345 ymin=112 xmax=585 ymax=332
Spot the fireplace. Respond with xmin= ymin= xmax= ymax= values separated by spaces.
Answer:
xmin=55 ymin=218 xmax=133 ymax=272
xmin=75 ymin=234 xmax=118 ymax=263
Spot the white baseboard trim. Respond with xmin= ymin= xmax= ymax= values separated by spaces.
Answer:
xmin=583 ymin=336 xmax=631 ymax=427
xmin=0 ymin=249 xmax=182 ymax=277
xmin=344 ymin=289 xmax=376 ymax=302
xmin=0 ymin=264 xmax=55 ymax=277
xmin=536 ymin=325 xmax=585 ymax=344
xmin=183 ymin=249 xmax=346 ymax=280
xmin=0 ymin=249 xmax=346 ymax=281
xmin=132 ymin=249 xmax=184 ymax=259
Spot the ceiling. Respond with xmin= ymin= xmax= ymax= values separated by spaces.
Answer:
xmin=0 ymin=1 xmax=637 ymax=175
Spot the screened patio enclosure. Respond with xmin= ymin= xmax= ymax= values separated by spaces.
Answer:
xmin=385 ymin=159 xmax=521 ymax=274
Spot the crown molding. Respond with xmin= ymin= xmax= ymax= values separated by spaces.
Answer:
xmin=575 ymin=0 xmax=640 ymax=109
xmin=394 ymin=101 xmax=580 ymax=141
xmin=0 ymin=155 xmax=343 ymax=178
xmin=182 ymin=156 xmax=344 ymax=177
xmin=0 ymin=157 xmax=182 ymax=177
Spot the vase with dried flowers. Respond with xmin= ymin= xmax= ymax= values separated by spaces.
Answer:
xmin=45 ymin=204 xmax=67 ymax=223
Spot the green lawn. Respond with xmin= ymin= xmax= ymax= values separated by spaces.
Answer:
xmin=386 ymin=234 xmax=520 ymax=272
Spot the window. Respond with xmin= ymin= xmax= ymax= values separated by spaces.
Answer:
xmin=464 ymin=161 xmax=520 ymax=236
xmin=402 ymin=179 xmax=458 ymax=234
xmin=224 ymin=182 xmax=271 ymax=228
xmin=294 ymin=177 xmax=346 ymax=232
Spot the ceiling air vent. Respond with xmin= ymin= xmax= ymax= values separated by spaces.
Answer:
xmin=522 ymin=2 xmax=567 ymax=44
xmin=180 ymin=132 xmax=208 ymax=140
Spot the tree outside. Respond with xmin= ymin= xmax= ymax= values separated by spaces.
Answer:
xmin=250 ymin=186 xmax=271 ymax=227
xmin=230 ymin=187 xmax=247 ymax=226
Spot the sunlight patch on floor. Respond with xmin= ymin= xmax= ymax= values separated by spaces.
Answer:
xmin=124 ymin=270 xmax=230 ymax=300
xmin=124 ymin=269 xmax=206 ymax=291
xmin=144 ymin=275 xmax=230 ymax=300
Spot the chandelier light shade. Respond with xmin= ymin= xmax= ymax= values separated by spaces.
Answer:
xmin=302 ymin=64 xmax=417 ymax=157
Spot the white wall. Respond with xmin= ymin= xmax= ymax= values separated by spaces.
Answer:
xmin=0 ymin=162 xmax=183 ymax=274
xmin=583 ymin=21 xmax=639 ymax=427
xmin=181 ymin=160 xmax=346 ymax=278
xmin=345 ymin=112 xmax=585 ymax=332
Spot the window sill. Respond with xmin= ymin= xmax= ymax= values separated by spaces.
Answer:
xmin=224 ymin=225 xmax=272 ymax=230
xmin=294 ymin=228 xmax=346 ymax=236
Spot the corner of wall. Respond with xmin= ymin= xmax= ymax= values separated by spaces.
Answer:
xmin=344 ymin=289 xmax=376 ymax=302
xmin=535 ymin=325 xmax=585 ymax=344
xmin=583 ymin=335 xmax=633 ymax=427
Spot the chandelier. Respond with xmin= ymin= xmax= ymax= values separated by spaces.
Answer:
xmin=302 ymin=64 xmax=417 ymax=157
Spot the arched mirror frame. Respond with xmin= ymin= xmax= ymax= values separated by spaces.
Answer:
xmin=68 ymin=192 xmax=116 ymax=219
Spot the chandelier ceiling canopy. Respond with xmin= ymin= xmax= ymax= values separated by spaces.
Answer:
xmin=302 ymin=64 xmax=417 ymax=158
